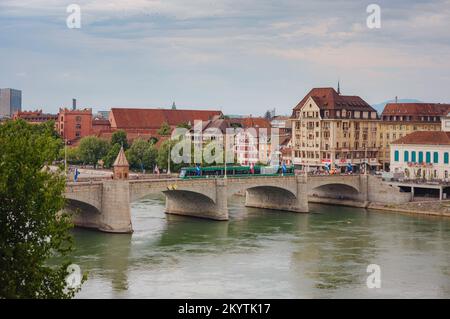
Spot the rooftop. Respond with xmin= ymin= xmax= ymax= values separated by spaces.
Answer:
xmin=110 ymin=108 xmax=223 ymax=129
xmin=113 ymin=146 xmax=129 ymax=167
xmin=392 ymin=131 xmax=450 ymax=146
xmin=382 ymin=103 xmax=450 ymax=116
xmin=292 ymin=87 xmax=375 ymax=115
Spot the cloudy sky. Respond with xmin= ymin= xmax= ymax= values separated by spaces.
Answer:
xmin=1 ymin=0 xmax=450 ymax=115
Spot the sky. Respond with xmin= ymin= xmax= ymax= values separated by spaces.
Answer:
xmin=1 ymin=0 xmax=450 ymax=115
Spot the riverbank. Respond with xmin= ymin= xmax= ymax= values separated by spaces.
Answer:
xmin=309 ymin=196 xmax=450 ymax=217
xmin=368 ymin=200 xmax=450 ymax=217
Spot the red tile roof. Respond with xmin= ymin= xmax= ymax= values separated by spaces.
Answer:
xmin=292 ymin=87 xmax=375 ymax=116
xmin=110 ymin=108 xmax=222 ymax=129
xmin=392 ymin=131 xmax=450 ymax=145
xmin=382 ymin=103 xmax=450 ymax=116
xmin=239 ymin=117 xmax=271 ymax=129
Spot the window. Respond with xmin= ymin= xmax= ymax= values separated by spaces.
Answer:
xmin=411 ymin=151 xmax=416 ymax=163
xmin=404 ymin=151 xmax=409 ymax=162
xmin=394 ymin=150 xmax=399 ymax=162
xmin=426 ymin=152 xmax=431 ymax=164
xmin=419 ymin=152 xmax=424 ymax=163
xmin=433 ymin=152 xmax=439 ymax=164
xmin=445 ymin=152 xmax=449 ymax=164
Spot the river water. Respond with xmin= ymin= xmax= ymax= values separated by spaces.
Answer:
xmin=71 ymin=195 xmax=450 ymax=298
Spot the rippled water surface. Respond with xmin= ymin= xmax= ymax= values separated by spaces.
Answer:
xmin=71 ymin=195 xmax=450 ymax=298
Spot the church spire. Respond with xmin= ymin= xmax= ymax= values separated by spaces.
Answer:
xmin=337 ymin=80 xmax=341 ymax=95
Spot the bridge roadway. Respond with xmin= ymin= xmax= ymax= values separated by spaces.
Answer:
xmin=64 ymin=174 xmax=410 ymax=233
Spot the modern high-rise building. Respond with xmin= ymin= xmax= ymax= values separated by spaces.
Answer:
xmin=0 ymin=88 xmax=22 ymax=117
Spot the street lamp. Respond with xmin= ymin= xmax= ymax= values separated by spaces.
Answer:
xmin=167 ymin=142 xmax=171 ymax=175
xmin=64 ymin=138 xmax=68 ymax=178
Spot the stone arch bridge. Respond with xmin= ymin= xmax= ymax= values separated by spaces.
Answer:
xmin=64 ymin=174 xmax=409 ymax=233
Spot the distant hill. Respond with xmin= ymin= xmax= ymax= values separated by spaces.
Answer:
xmin=371 ymin=99 xmax=422 ymax=114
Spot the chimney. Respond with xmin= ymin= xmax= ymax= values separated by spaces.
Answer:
xmin=72 ymin=98 xmax=77 ymax=110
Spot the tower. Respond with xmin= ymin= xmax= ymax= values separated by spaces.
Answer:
xmin=113 ymin=146 xmax=129 ymax=180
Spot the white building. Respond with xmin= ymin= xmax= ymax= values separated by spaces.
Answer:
xmin=390 ymin=130 xmax=450 ymax=180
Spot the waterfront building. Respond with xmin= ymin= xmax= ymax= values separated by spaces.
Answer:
xmin=291 ymin=87 xmax=379 ymax=172
xmin=270 ymin=115 xmax=292 ymax=135
xmin=236 ymin=117 xmax=271 ymax=165
xmin=186 ymin=116 xmax=274 ymax=165
xmin=378 ymin=103 xmax=450 ymax=170
xmin=12 ymin=110 xmax=57 ymax=124
xmin=56 ymin=108 xmax=93 ymax=143
xmin=390 ymin=131 xmax=450 ymax=180
xmin=0 ymin=88 xmax=22 ymax=117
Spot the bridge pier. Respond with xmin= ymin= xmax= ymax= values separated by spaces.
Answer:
xmin=99 ymin=180 xmax=133 ymax=233
xmin=164 ymin=179 xmax=229 ymax=221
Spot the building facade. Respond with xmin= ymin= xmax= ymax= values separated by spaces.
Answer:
xmin=390 ymin=131 xmax=450 ymax=181
xmin=56 ymin=108 xmax=93 ymax=143
xmin=12 ymin=110 xmax=57 ymax=124
xmin=291 ymin=87 xmax=379 ymax=172
xmin=0 ymin=88 xmax=22 ymax=117
xmin=377 ymin=103 xmax=450 ymax=170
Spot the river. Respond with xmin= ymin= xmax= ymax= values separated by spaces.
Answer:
xmin=71 ymin=195 xmax=450 ymax=298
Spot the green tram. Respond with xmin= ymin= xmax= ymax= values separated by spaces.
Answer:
xmin=179 ymin=165 xmax=295 ymax=179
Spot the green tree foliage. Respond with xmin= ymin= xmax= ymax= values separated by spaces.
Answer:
xmin=176 ymin=122 xmax=191 ymax=130
xmin=126 ymin=139 xmax=157 ymax=171
xmin=110 ymin=130 xmax=129 ymax=150
xmin=149 ymin=137 xmax=159 ymax=145
xmin=157 ymin=121 xmax=171 ymax=136
xmin=0 ymin=120 xmax=82 ymax=299
xmin=58 ymin=146 xmax=83 ymax=165
xmin=78 ymin=136 xmax=110 ymax=166
xmin=157 ymin=139 xmax=187 ymax=173
xmin=102 ymin=143 xmax=121 ymax=169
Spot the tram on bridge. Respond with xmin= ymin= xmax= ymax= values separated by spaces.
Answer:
xmin=179 ymin=164 xmax=295 ymax=179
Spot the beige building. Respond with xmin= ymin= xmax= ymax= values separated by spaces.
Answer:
xmin=291 ymin=87 xmax=379 ymax=172
xmin=377 ymin=103 xmax=450 ymax=170
xmin=390 ymin=131 xmax=450 ymax=181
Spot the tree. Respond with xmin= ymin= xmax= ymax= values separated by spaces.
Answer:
xmin=0 ymin=120 xmax=83 ymax=299
xmin=176 ymin=122 xmax=191 ymax=130
xmin=149 ymin=137 xmax=159 ymax=145
xmin=126 ymin=139 xmax=157 ymax=172
xmin=111 ymin=130 xmax=129 ymax=150
xmin=157 ymin=121 xmax=171 ymax=136
xmin=78 ymin=136 xmax=110 ymax=166
xmin=157 ymin=139 xmax=186 ymax=173
xmin=102 ymin=143 xmax=121 ymax=169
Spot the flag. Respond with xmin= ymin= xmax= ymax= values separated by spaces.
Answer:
xmin=74 ymin=168 xmax=80 ymax=182
xmin=347 ymin=162 xmax=353 ymax=172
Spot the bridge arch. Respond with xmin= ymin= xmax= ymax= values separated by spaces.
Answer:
xmin=226 ymin=177 xmax=298 ymax=198
xmin=65 ymin=198 xmax=102 ymax=230
xmin=310 ymin=183 xmax=360 ymax=201
xmin=163 ymin=189 xmax=227 ymax=220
